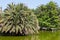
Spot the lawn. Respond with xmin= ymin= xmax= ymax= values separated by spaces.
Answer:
xmin=40 ymin=31 xmax=60 ymax=40
xmin=0 ymin=31 xmax=60 ymax=40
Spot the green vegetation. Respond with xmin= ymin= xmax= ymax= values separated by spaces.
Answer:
xmin=0 ymin=1 xmax=60 ymax=36
xmin=34 ymin=1 xmax=60 ymax=28
xmin=0 ymin=31 xmax=60 ymax=40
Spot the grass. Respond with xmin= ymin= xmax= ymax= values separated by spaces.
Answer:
xmin=0 ymin=31 xmax=60 ymax=40
xmin=40 ymin=31 xmax=60 ymax=40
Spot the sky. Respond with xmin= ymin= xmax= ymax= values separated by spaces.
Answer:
xmin=0 ymin=0 xmax=60 ymax=10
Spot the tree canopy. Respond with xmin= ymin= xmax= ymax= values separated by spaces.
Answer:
xmin=34 ymin=1 xmax=60 ymax=28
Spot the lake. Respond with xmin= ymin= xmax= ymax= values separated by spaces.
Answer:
xmin=0 ymin=31 xmax=60 ymax=40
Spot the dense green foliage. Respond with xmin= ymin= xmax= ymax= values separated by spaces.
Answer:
xmin=34 ymin=1 xmax=60 ymax=28
xmin=0 ymin=3 xmax=39 ymax=35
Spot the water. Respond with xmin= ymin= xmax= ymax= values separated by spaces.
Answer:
xmin=0 ymin=31 xmax=60 ymax=40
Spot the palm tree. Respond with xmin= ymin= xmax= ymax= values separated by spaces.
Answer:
xmin=0 ymin=3 xmax=39 ymax=35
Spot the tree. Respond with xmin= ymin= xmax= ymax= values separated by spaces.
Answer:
xmin=35 ymin=1 xmax=60 ymax=28
xmin=0 ymin=3 xmax=39 ymax=35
